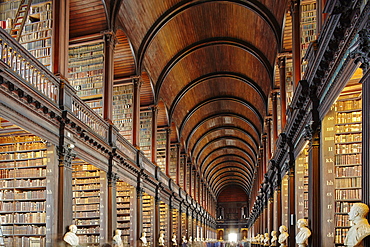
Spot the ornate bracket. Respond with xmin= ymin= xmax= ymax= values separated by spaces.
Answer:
xmin=58 ymin=144 xmax=76 ymax=169
xmin=349 ymin=21 xmax=370 ymax=73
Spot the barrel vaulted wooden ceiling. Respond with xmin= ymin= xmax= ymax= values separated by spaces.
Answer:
xmin=69 ymin=0 xmax=289 ymax=199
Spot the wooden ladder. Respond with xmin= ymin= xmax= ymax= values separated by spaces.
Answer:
xmin=10 ymin=0 xmax=33 ymax=42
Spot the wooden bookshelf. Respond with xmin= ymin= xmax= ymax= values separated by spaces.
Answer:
xmin=281 ymin=174 xmax=289 ymax=227
xmin=116 ymin=181 xmax=134 ymax=246
xmin=333 ymin=90 xmax=362 ymax=245
xmin=159 ymin=202 xmax=168 ymax=236
xmin=181 ymin=213 xmax=186 ymax=238
xmin=113 ymin=84 xmax=133 ymax=143
xmin=300 ymin=0 xmax=316 ymax=76
xmin=68 ymin=41 xmax=104 ymax=116
xmin=172 ymin=208 xmax=179 ymax=238
xmin=296 ymin=145 xmax=309 ymax=220
xmin=142 ymin=193 xmax=154 ymax=245
xmin=179 ymin=156 xmax=185 ymax=187
xmin=139 ymin=111 xmax=152 ymax=159
xmin=0 ymin=0 xmax=53 ymax=70
xmin=169 ymin=146 xmax=177 ymax=181
xmin=72 ymin=161 xmax=103 ymax=246
xmin=156 ymin=131 xmax=166 ymax=173
xmin=285 ymin=58 xmax=294 ymax=106
xmin=0 ymin=132 xmax=49 ymax=246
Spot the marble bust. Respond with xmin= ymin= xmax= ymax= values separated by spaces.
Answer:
xmin=113 ymin=229 xmax=123 ymax=247
xmin=63 ymin=224 xmax=79 ymax=247
xmin=295 ymin=219 xmax=311 ymax=247
xmin=140 ymin=232 xmax=148 ymax=246
xmin=263 ymin=232 xmax=269 ymax=246
xmin=172 ymin=234 xmax=177 ymax=246
xmin=278 ymin=225 xmax=289 ymax=247
xmin=270 ymin=231 xmax=277 ymax=246
xmin=344 ymin=203 xmax=370 ymax=247
xmin=182 ymin=236 xmax=188 ymax=247
xmin=159 ymin=232 xmax=165 ymax=246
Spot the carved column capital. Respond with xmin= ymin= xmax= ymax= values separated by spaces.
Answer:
xmin=278 ymin=56 xmax=286 ymax=69
xmin=132 ymin=75 xmax=143 ymax=88
xmin=350 ymin=21 xmax=370 ymax=73
xmin=108 ymin=172 xmax=118 ymax=187
xmin=58 ymin=144 xmax=76 ymax=169
xmin=101 ymin=30 xmax=118 ymax=49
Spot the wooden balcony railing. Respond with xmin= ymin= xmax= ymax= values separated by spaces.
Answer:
xmin=0 ymin=28 xmax=59 ymax=104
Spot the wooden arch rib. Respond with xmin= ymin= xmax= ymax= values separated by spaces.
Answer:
xmin=198 ymin=146 xmax=256 ymax=174
xmin=212 ymin=177 xmax=250 ymax=196
xmin=155 ymin=38 xmax=273 ymax=103
xmin=168 ymin=71 xmax=267 ymax=122
xmin=194 ymin=136 xmax=258 ymax=166
xmin=179 ymin=96 xmax=263 ymax=138
xmin=215 ymin=180 xmax=251 ymax=197
xmin=136 ymin=0 xmax=281 ymax=72
xmin=206 ymin=163 xmax=254 ymax=185
xmin=185 ymin=113 xmax=261 ymax=152
xmin=203 ymin=155 xmax=254 ymax=180
xmin=209 ymin=170 xmax=251 ymax=191
xmin=190 ymin=126 xmax=259 ymax=160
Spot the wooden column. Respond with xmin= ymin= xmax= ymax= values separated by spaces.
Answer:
xmin=169 ymin=204 xmax=174 ymax=247
xmin=151 ymin=106 xmax=158 ymax=164
xmin=267 ymin=198 xmax=274 ymax=235
xmin=57 ymin=143 xmax=75 ymax=242
xmin=288 ymin=166 xmax=295 ymax=247
xmin=176 ymin=144 xmax=181 ymax=185
xmin=107 ymin=172 xmax=118 ymax=244
xmin=274 ymin=187 xmax=282 ymax=232
xmin=132 ymin=77 xmax=142 ymax=148
xmin=361 ymin=71 xmax=370 ymax=246
xmin=271 ymin=92 xmax=279 ymax=150
xmin=262 ymin=135 xmax=267 ymax=175
xmin=136 ymin=185 xmax=143 ymax=247
xmin=278 ymin=57 xmax=287 ymax=129
xmin=308 ymin=129 xmax=321 ymax=247
xmin=154 ymin=194 xmax=160 ymax=247
xmin=266 ymin=118 xmax=272 ymax=159
xmin=291 ymin=0 xmax=301 ymax=87
xmin=102 ymin=31 xmax=116 ymax=123
xmin=165 ymin=127 xmax=171 ymax=176
xmin=52 ymin=0 xmax=69 ymax=77
xmin=183 ymin=155 xmax=187 ymax=192
xmin=189 ymin=165 xmax=192 ymax=197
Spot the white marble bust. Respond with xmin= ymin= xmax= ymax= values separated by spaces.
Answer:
xmin=270 ymin=231 xmax=277 ymax=246
xmin=159 ymin=232 xmax=165 ymax=246
xmin=113 ymin=229 xmax=123 ymax=247
xmin=172 ymin=234 xmax=177 ymax=246
xmin=295 ymin=219 xmax=311 ymax=247
xmin=344 ymin=203 xmax=370 ymax=247
xmin=63 ymin=224 xmax=79 ymax=247
xmin=263 ymin=232 xmax=270 ymax=246
xmin=278 ymin=225 xmax=289 ymax=247
xmin=140 ymin=232 xmax=148 ymax=246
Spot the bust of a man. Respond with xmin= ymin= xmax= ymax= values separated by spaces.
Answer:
xmin=140 ymin=232 xmax=148 ymax=246
xmin=159 ymin=232 xmax=165 ymax=246
xmin=63 ymin=224 xmax=79 ymax=247
xmin=263 ymin=232 xmax=270 ymax=246
xmin=113 ymin=229 xmax=123 ymax=247
xmin=295 ymin=219 xmax=311 ymax=247
xmin=344 ymin=203 xmax=370 ymax=247
xmin=270 ymin=231 xmax=277 ymax=246
xmin=172 ymin=234 xmax=177 ymax=246
xmin=278 ymin=225 xmax=289 ymax=247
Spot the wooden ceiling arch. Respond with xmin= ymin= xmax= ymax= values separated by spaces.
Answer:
xmin=212 ymin=177 xmax=251 ymax=196
xmin=209 ymin=170 xmax=252 ymax=193
xmin=111 ymin=0 xmax=288 ymax=202
xmin=189 ymin=126 xmax=259 ymax=159
xmin=206 ymin=163 xmax=254 ymax=186
xmin=130 ymin=0 xmax=282 ymax=72
xmin=193 ymin=136 xmax=258 ymax=166
xmin=215 ymin=180 xmax=250 ymax=198
xmin=202 ymin=154 xmax=255 ymax=178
